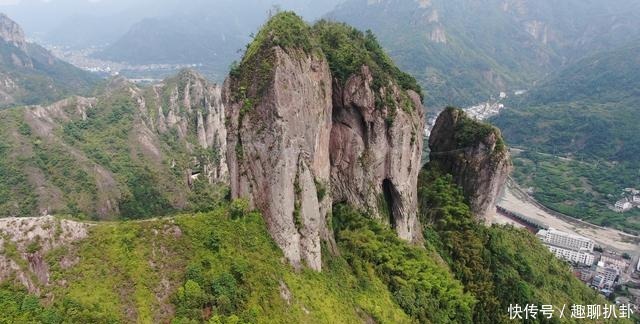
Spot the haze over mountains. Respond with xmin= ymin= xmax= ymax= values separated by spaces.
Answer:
xmin=0 ymin=0 xmax=344 ymax=80
xmin=5 ymin=0 xmax=639 ymax=103
xmin=0 ymin=13 xmax=98 ymax=107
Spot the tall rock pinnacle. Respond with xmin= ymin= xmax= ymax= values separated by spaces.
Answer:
xmin=429 ymin=107 xmax=511 ymax=223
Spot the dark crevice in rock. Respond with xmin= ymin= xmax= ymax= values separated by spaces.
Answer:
xmin=382 ymin=178 xmax=402 ymax=229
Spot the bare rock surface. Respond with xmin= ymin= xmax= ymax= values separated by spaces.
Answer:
xmin=0 ymin=216 xmax=91 ymax=293
xmin=330 ymin=66 xmax=425 ymax=242
xmin=429 ymin=107 xmax=511 ymax=222
xmin=225 ymin=47 xmax=333 ymax=270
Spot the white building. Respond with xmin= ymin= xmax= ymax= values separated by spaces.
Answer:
xmin=537 ymin=228 xmax=595 ymax=251
xmin=596 ymin=261 xmax=620 ymax=286
xmin=633 ymin=195 xmax=640 ymax=203
xmin=547 ymin=245 xmax=596 ymax=265
xmin=600 ymin=253 xmax=629 ymax=272
xmin=615 ymin=199 xmax=633 ymax=212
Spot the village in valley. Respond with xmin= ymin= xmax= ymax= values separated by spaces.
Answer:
xmin=494 ymin=182 xmax=640 ymax=313
xmin=535 ymin=226 xmax=640 ymax=311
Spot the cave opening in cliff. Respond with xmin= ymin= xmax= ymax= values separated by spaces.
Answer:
xmin=382 ymin=179 xmax=401 ymax=228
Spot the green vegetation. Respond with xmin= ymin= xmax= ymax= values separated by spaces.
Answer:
xmin=446 ymin=107 xmax=505 ymax=152
xmin=241 ymin=12 xmax=318 ymax=65
xmin=0 ymin=70 xmax=229 ymax=220
xmin=0 ymin=284 xmax=64 ymax=323
xmin=326 ymin=0 xmax=540 ymax=108
xmin=229 ymin=11 xmax=319 ymax=104
xmin=328 ymin=0 xmax=640 ymax=109
xmin=0 ymin=204 xmax=417 ymax=323
xmin=510 ymin=150 xmax=640 ymax=234
xmin=333 ymin=204 xmax=474 ymax=323
xmin=0 ymin=110 xmax=37 ymax=217
xmin=0 ymin=39 xmax=99 ymax=109
xmin=493 ymin=41 xmax=640 ymax=233
xmin=229 ymin=12 xmax=423 ymax=122
xmin=418 ymin=167 xmax=610 ymax=323
xmin=314 ymin=21 xmax=422 ymax=98
xmin=1 ymin=171 xmax=613 ymax=323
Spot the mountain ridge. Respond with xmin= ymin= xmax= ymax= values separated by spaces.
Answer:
xmin=0 ymin=13 xmax=99 ymax=108
xmin=0 ymin=10 xmax=628 ymax=324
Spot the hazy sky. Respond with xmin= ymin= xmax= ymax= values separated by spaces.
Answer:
xmin=0 ymin=0 xmax=344 ymax=47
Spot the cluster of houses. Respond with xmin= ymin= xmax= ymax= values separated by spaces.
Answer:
xmin=537 ymin=227 xmax=640 ymax=311
xmin=613 ymin=188 xmax=640 ymax=212
xmin=536 ymin=228 xmax=632 ymax=291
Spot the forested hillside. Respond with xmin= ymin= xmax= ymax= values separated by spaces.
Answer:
xmin=493 ymin=41 xmax=640 ymax=233
xmin=0 ymin=70 xmax=227 ymax=220
xmin=327 ymin=0 xmax=640 ymax=108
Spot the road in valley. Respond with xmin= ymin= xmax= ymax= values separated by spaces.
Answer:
xmin=492 ymin=179 xmax=640 ymax=254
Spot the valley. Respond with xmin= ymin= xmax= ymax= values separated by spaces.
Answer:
xmin=1 ymin=0 xmax=640 ymax=322
xmin=495 ymin=179 xmax=640 ymax=254
xmin=46 ymin=45 xmax=206 ymax=81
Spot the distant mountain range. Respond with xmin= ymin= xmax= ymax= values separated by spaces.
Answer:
xmin=326 ymin=0 xmax=640 ymax=108
xmin=0 ymin=14 xmax=99 ymax=108
xmin=92 ymin=0 xmax=343 ymax=80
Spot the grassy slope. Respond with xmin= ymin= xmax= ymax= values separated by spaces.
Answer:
xmin=0 ymin=205 xmax=417 ymax=323
xmin=0 ymin=174 xmax=624 ymax=323
xmin=418 ymin=168 xmax=620 ymax=323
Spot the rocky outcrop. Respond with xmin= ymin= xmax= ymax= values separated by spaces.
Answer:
xmin=429 ymin=107 xmax=511 ymax=223
xmin=224 ymin=13 xmax=425 ymax=271
xmin=330 ymin=66 xmax=424 ymax=242
xmin=142 ymin=70 xmax=228 ymax=185
xmin=225 ymin=47 xmax=333 ymax=271
xmin=0 ymin=13 xmax=27 ymax=50
xmin=0 ymin=216 xmax=91 ymax=294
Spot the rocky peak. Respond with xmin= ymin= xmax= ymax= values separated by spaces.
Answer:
xmin=0 ymin=13 xmax=27 ymax=50
xmin=224 ymin=13 xmax=425 ymax=271
xmin=134 ymin=69 xmax=228 ymax=185
xmin=224 ymin=12 xmax=331 ymax=271
xmin=428 ymin=107 xmax=511 ymax=223
xmin=331 ymin=65 xmax=425 ymax=243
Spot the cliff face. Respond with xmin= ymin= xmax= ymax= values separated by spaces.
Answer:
xmin=224 ymin=13 xmax=426 ymax=270
xmin=429 ymin=107 xmax=511 ymax=222
xmin=225 ymin=45 xmax=333 ymax=271
xmin=330 ymin=66 xmax=424 ymax=242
